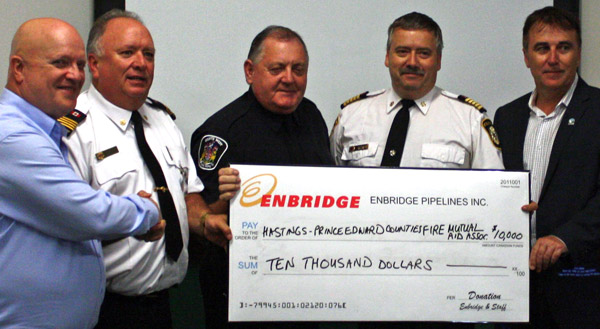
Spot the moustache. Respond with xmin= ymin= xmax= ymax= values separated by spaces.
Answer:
xmin=400 ymin=67 xmax=425 ymax=75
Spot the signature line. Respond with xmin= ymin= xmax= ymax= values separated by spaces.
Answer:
xmin=446 ymin=264 xmax=507 ymax=269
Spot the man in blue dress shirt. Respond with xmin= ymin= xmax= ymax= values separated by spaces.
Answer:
xmin=0 ymin=18 xmax=162 ymax=329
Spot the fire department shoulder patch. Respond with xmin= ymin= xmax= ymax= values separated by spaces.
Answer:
xmin=197 ymin=135 xmax=228 ymax=170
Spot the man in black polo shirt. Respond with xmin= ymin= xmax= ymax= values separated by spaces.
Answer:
xmin=190 ymin=25 xmax=333 ymax=329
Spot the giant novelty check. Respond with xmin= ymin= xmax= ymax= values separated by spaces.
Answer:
xmin=229 ymin=164 xmax=530 ymax=323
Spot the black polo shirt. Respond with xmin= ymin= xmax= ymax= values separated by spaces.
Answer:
xmin=191 ymin=88 xmax=333 ymax=204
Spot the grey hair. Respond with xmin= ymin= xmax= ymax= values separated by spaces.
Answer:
xmin=387 ymin=12 xmax=443 ymax=54
xmin=247 ymin=25 xmax=308 ymax=63
xmin=87 ymin=9 xmax=144 ymax=56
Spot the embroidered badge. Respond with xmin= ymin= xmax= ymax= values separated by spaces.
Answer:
xmin=481 ymin=118 xmax=501 ymax=150
xmin=198 ymin=135 xmax=228 ymax=170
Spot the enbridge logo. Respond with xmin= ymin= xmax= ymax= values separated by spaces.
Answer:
xmin=239 ymin=172 xmax=361 ymax=209
xmin=240 ymin=174 xmax=278 ymax=207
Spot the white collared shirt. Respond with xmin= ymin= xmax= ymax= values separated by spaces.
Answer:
xmin=524 ymin=74 xmax=578 ymax=243
xmin=65 ymin=85 xmax=204 ymax=295
xmin=331 ymin=87 xmax=503 ymax=169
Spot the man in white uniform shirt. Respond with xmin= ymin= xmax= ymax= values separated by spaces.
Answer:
xmin=64 ymin=9 xmax=229 ymax=329
xmin=330 ymin=12 xmax=503 ymax=170
xmin=329 ymin=11 xmax=502 ymax=329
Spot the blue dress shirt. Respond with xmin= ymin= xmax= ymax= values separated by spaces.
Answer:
xmin=0 ymin=89 xmax=159 ymax=328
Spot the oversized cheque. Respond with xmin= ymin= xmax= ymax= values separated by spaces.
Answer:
xmin=228 ymin=164 xmax=530 ymax=322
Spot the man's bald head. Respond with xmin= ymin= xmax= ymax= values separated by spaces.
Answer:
xmin=6 ymin=18 xmax=86 ymax=119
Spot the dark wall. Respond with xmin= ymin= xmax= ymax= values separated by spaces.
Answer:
xmin=94 ymin=0 xmax=125 ymax=20
xmin=555 ymin=0 xmax=580 ymax=16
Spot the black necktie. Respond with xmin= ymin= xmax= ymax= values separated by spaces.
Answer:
xmin=381 ymin=99 xmax=415 ymax=167
xmin=131 ymin=111 xmax=183 ymax=261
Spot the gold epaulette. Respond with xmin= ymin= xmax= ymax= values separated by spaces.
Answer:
xmin=146 ymin=97 xmax=176 ymax=120
xmin=457 ymin=95 xmax=486 ymax=113
xmin=441 ymin=90 xmax=487 ymax=113
xmin=57 ymin=109 xmax=86 ymax=136
xmin=340 ymin=89 xmax=385 ymax=109
xmin=440 ymin=90 xmax=500 ymax=149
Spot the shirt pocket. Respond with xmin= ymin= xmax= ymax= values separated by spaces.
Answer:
xmin=161 ymin=145 xmax=188 ymax=192
xmin=420 ymin=143 xmax=466 ymax=168
xmin=95 ymin=151 xmax=138 ymax=191
xmin=341 ymin=142 xmax=379 ymax=162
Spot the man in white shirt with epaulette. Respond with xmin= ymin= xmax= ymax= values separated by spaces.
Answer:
xmin=330 ymin=12 xmax=503 ymax=171
xmin=329 ymin=11 xmax=502 ymax=329
xmin=63 ymin=9 xmax=229 ymax=329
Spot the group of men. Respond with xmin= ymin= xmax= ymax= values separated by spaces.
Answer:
xmin=0 ymin=9 xmax=229 ymax=329
xmin=0 ymin=5 xmax=598 ymax=329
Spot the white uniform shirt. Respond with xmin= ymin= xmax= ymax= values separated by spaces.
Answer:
xmin=331 ymin=87 xmax=504 ymax=169
xmin=65 ymin=85 xmax=204 ymax=295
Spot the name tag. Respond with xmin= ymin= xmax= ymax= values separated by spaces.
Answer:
xmin=95 ymin=146 xmax=119 ymax=161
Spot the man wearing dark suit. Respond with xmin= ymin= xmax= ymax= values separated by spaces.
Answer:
xmin=494 ymin=6 xmax=600 ymax=329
